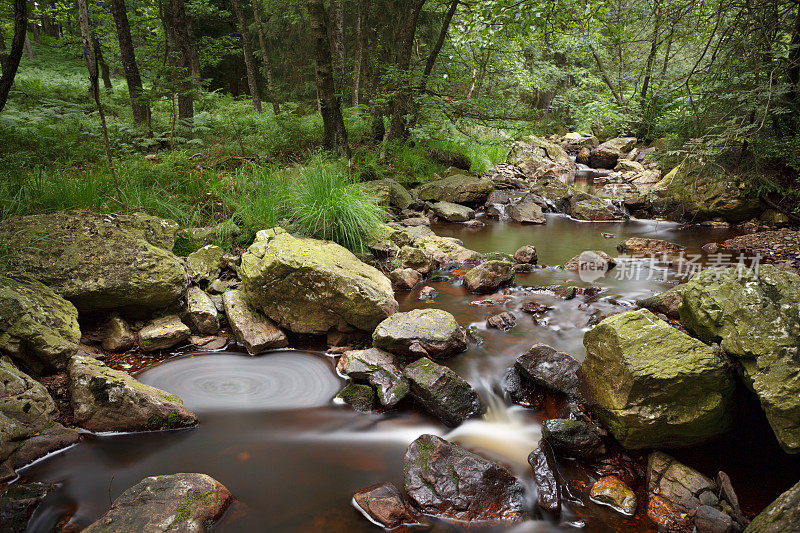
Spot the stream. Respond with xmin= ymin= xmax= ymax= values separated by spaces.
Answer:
xmin=15 ymin=215 xmax=800 ymax=532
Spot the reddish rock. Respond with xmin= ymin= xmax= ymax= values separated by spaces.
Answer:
xmin=513 ymin=245 xmax=538 ymax=264
xmin=352 ymin=482 xmax=430 ymax=530
xmin=487 ymin=311 xmax=517 ymax=331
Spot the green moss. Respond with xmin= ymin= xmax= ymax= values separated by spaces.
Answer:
xmin=88 ymin=376 xmax=110 ymax=403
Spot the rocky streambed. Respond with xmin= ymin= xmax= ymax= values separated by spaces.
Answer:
xmin=1 ymin=134 xmax=800 ymax=532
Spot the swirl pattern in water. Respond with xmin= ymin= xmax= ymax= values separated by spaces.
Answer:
xmin=137 ymin=351 xmax=342 ymax=412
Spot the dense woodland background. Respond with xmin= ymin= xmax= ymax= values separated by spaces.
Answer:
xmin=0 ymin=0 xmax=798 ymax=251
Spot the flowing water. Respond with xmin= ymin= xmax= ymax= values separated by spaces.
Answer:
xmin=16 ymin=215 xmax=800 ymax=532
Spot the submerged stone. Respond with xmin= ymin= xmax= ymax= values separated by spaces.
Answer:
xmin=404 ymin=434 xmax=526 ymax=522
xmin=240 ymin=228 xmax=398 ymax=334
xmin=579 ymin=309 xmax=736 ymax=449
xmin=83 ymin=473 xmax=232 ymax=533
xmin=373 ymin=308 xmax=467 ymax=359
xmin=403 ymin=358 xmax=482 ymax=426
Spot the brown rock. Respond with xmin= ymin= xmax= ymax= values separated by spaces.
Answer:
xmin=352 ymin=482 xmax=430 ymax=530
xmin=513 ymin=245 xmax=538 ymax=264
xmin=487 ymin=312 xmax=517 ymax=331
xmin=590 ymin=475 xmax=637 ymax=516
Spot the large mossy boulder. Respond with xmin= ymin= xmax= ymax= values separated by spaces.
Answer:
xmin=567 ymin=191 xmax=623 ymax=221
xmin=0 ymin=211 xmax=187 ymax=312
xmin=679 ymin=266 xmax=800 ymax=453
xmin=746 ymin=479 xmax=800 ymax=533
xmin=404 ymin=434 xmax=526 ymax=523
xmin=83 ymin=473 xmax=232 ymax=533
xmin=372 ymin=308 xmax=467 ymax=359
xmin=240 ymin=228 xmax=398 ymax=334
xmin=416 ymin=169 xmax=494 ymax=204
xmin=578 ymin=309 xmax=736 ymax=449
xmin=361 ymin=178 xmax=414 ymax=209
xmin=69 ymin=354 xmax=197 ymax=432
xmin=507 ymin=136 xmax=575 ymax=181
xmin=0 ymin=274 xmax=81 ymax=374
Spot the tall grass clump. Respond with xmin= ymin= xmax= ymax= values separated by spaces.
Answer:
xmin=286 ymin=156 xmax=387 ymax=252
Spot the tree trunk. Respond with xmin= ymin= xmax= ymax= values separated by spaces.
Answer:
xmin=329 ymin=0 xmax=345 ymax=94
xmin=788 ymin=1 xmax=800 ymax=131
xmin=419 ymin=0 xmax=457 ymax=92
xmin=170 ymin=0 xmax=194 ymax=123
xmin=352 ymin=0 xmax=365 ymax=110
xmin=110 ymin=0 xmax=150 ymax=124
xmin=252 ymin=0 xmax=279 ymax=113
xmin=77 ymin=0 xmax=117 ymax=184
xmin=23 ymin=32 xmax=33 ymax=59
xmin=589 ymin=43 xmax=623 ymax=107
xmin=386 ymin=0 xmax=426 ymax=143
xmin=0 ymin=0 xmax=27 ymax=113
xmin=229 ymin=0 xmax=262 ymax=112
xmin=92 ymin=34 xmax=113 ymax=93
xmin=308 ymin=0 xmax=349 ymax=157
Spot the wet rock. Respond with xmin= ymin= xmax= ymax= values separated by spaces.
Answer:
xmin=337 ymin=348 xmax=408 ymax=407
xmin=590 ymin=137 xmax=637 ymax=169
xmin=101 ymin=313 xmax=136 ymax=352
xmin=0 ymin=482 xmax=55 ymax=533
xmin=416 ymin=169 xmax=494 ymax=204
xmin=576 ymin=146 xmax=591 ymax=165
xmin=403 ymin=358 xmax=482 ymax=426
xmin=418 ymin=286 xmax=437 ymax=300
xmin=746 ymin=478 xmax=800 ymax=533
xmin=83 ymin=473 xmax=232 ymax=533
xmin=0 ymin=274 xmax=81 ymax=373
xmin=400 ymin=246 xmax=439 ymax=275
xmin=389 ymin=268 xmax=421 ymax=291
xmin=186 ymin=244 xmax=225 ymax=285
xmin=567 ymin=191 xmax=622 ymax=221
xmin=564 ymin=251 xmax=616 ymax=281
xmin=240 ymin=228 xmax=398 ymax=334
xmin=515 ymin=344 xmax=580 ymax=397
xmin=618 ymin=237 xmax=684 ymax=255
xmin=528 ymin=442 xmax=561 ymax=512
xmin=695 ymin=505 xmax=733 ymax=533
xmin=579 ymin=309 xmax=735 ymax=449
xmin=69 ymin=354 xmax=197 ymax=432
xmin=487 ymin=311 xmax=516 ymax=331
xmin=373 ymin=308 xmax=467 ymax=359
xmin=646 ymin=452 xmax=719 ymax=530
xmin=590 ymin=476 xmax=637 ymax=516
xmin=542 ymin=418 xmax=606 ymax=459
xmin=507 ymin=194 xmax=547 ymax=224
xmin=138 ymin=315 xmax=191 ymax=352
xmin=336 ymin=382 xmax=375 ymax=413
xmin=222 ymin=289 xmax=287 ymax=354
xmin=0 ymin=211 xmax=187 ymax=312
xmin=431 ymin=201 xmax=475 ymax=222
xmin=404 ymin=434 xmax=526 ymax=522
xmin=521 ymin=301 xmax=552 ymax=315
xmin=513 ymin=245 xmax=538 ymax=264
xmin=463 ymin=260 xmax=514 ymax=294
xmin=679 ymin=266 xmax=800 ymax=453
xmin=184 ymin=287 xmax=219 ymax=335
xmin=361 ymin=178 xmax=414 ymax=209
xmin=636 ymin=284 xmax=685 ymax=319
xmin=353 ymin=482 xmax=430 ymax=530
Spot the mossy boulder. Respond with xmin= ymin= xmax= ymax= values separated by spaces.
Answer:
xmin=567 ymin=191 xmax=623 ymax=221
xmin=403 ymin=358 xmax=482 ymax=426
xmin=239 ymin=228 xmax=398 ymax=334
xmin=636 ymin=284 xmax=685 ymax=319
xmin=335 ymin=382 xmax=375 ymax=413
xmin=746 ymin=479 xmax=800 ymax=533
xmin=361 ymin=178 xmax=414 ymax=209
xmin=507 ymin=136 xmax=575 ymax=181
xmin=68 ymin=354 xmax=197 ymax=432
xmin=0 ymin=211 xmax=187 ymax=312
xmin=373 ymin=308 xmax=467 ymax=360
xmin=337 ymin=348 xmax=409 ymax=407
xmin=222 ymin=289 xmax=287 ymax=354
xmin=83 ymin=473 xmax=232 ymax=533
xmin=186 ymin=244 xmax=225 ymax=284
xmin=137 ymin=315 xmax=191 ymax=352
xmin=431 ymin=201 xmax=475 ymax=222
xmin=679 ymin=266 xmax=800 ymax=453
xmin=0 ymin=274 xmax=81 ymax=374
xmin=403 ymin=434 xmax=526 ymax=522
xmin=416 ymin=170 xmax=494 ymax=204
xmin=578 ymin=309 xmax=736 ymax=449
xmin=463 ymin=260 xmax=515 ymax=293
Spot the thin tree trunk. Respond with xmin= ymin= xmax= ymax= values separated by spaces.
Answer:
xmin=0 ymin=0 xmax=27 ymax=113
xmin=386 ymin=0 xmax=426 ymax=143
xmin=170 ymin=0 xmax=194 ymax=123
xmin=229 ymin=0 xmax=262 ymax=112
xmin=352 ymin=0 xmax=364 ymax=110
xmin=77 ymin=0 xmax=117 ymax=186
xmin=329 ymin=0 xmax=345 ymax=93
xmin=419 ymin=0 xmax=457 ymax=92
xmin=590 ymin=43 xmax=623 ymax=107
xmin=308 ymin=0 xmax=349 ymax=157
xmin=788 ymin=1 xmax=800 ymax=131
xmin=252 ymin=0 xmax=279 ymax=113
xmin=110 ymin=0 xmax=150 ymax=124
xmin=23 ymin=32 xmax=33 ymax=59
xmin=92 ymin=34 xmax=113 ymax=93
